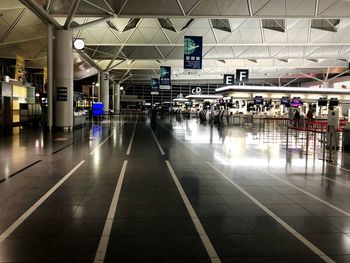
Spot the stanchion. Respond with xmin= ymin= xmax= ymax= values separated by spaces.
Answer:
xmin=286 ymin=127 xmax=289 ymax=150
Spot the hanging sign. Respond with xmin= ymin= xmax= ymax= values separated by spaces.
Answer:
xmin=159 ymin=66 xmax=171 ymax=90
xmin=184 ymin=36 xmax=203 ymax=70
xmin=15 ymin=55 xmax=25 ymax=81
xmin=236 ymin=69 xmax=249 ymax=83
xmin=151 ymin=78 xmax=159 ymax=95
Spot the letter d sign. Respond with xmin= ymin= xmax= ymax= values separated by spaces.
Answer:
xmin=236 ymin=69 xmax=249 ymax=83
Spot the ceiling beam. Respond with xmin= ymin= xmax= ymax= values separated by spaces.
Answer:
xmin=19 ymin=0 xmax=62 ymax=29
xmin=176 ymin=0 xmax=186 ymax=16
xmin=0 ymin=8 xmax=26 ymax=44
xmin=64 ymin=0 xmax=80 ymax=29
xmin=187 ymin=0 xmax=203 ymax=16
xmin=247 ymin=0 xmax=253 ymax=16
xmin=85 ymin=43 xmax=350 ymax=47
xmin=77 ymin=50 xmax=103 ymax=71
xmin=72 ymin=14 xmax=117 ymax=31
xmin=82 ymin=0 xmax=114 ymax=15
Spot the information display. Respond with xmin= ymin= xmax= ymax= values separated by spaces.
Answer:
xmin=56 ymin=87 xmax=67 ymax=101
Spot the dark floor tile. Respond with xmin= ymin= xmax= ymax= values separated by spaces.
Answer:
xmin=116 ymin=204 xmax=189 ymax=218
xmin=105 ymin=235 xmax=208 ymax=260
xmin=241 ymin=217 xmax=288 ymax=234
xmin=303 ymin=233 xmax=350 ymax=254
xmin=200 ymin=218 xmax=251 ymax=234
xmin=265 ymin=204 xmax=313 ymax=217
xmin=281 ymin=216 xmax=341 ymax=233
xmin=256 ymin=233 xmax=316 ymax=256
xmin=193 ymin=204 xmax=237 ymax=218
xmin=210 ymin=234 xmax=269 ymax=257
xmin=111 ymin=218 xmax=197 ymax=236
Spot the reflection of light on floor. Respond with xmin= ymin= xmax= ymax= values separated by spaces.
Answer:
xmin=214 ymin=151 xmax=310 ymax=168
xmin=54 ymin=137 xmax=69 ymax=141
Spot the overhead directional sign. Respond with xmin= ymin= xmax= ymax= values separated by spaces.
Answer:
xmin=159 ymin=66 xmax=171 ymax=90
xmin=223 ymin=74 xmax=235 ymax=85
xmin=184 ymin=36 xmax=203 ymax=70
xmin=236 ymin=69 xmax=249 ymax=83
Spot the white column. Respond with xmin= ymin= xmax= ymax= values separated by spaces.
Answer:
xmin=115 ymin=84 xmax=120 ymax=113
xmin=100 ymin=71 xmax=109 ymax=112
xmin=53 ymin=29 xmax=73 ymax=128
xmin=47 ymin=25 xmax=53 ymax=129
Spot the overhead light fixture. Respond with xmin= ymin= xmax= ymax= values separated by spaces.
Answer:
xmin=73 ymin=39 xmax=85 ymax=50
xmin=120 ymin=86 xmax=124 ymax=91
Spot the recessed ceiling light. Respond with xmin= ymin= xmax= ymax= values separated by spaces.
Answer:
xmin=73 ymin=39 xmax=85 ymax=50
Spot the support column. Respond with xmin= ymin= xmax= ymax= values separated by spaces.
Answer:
xmin=47 ymin=24 xmax=53 ymax=129
xmin=115 ymin=84 xmax=120 ymax=113
xmin=53 ymin=30 xmax=73 ymax=128
xmin=100 ymin=71 xmax=109 ymax=112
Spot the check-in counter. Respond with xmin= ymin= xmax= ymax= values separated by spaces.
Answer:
xmin=74 ymin=111 xmax=87 ymax=127
xmin=342 ymin=127 xmax=350 ymax=152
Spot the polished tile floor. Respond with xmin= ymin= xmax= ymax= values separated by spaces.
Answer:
xmin=1 ymin=114 xmax=350 ymax=262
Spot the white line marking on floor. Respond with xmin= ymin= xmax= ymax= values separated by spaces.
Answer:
xmin=0 ymin=160 xmax=86 ymax=245
xmin=126 ymin=118 xmax=138 ymax=155
xmin=165 ymin=161 xmax=221 ymax=263
xmin=150 ymin=129 xmax=165 ymax=155
xmin=90 ymin=121 xmax=126 ymax=155
xmin=253 ymin=165 xmax=350 ymax=217
xmin=94 ymin=160 xmax=128 ymax=263
xmin=206 ymin=161 xmax=335 ymax=263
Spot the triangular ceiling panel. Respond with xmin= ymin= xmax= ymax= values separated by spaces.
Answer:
xmin=0 ymin=8 xmax=23 ymax=26
xmin=213 ymin=29 xmax=231 ymax=43
xmin=112 ymin=18 xmax=131 ymax=32
xmin=310 ymin=30 xmax=333 ymax=43
xmin=251 ymin=0 xmax=285 ymax=16
xmin=171 ymin=18 xmax=192 ymax=32
xmin=191 ymin=0 xmax=221 ymax=16
xmin=178 ymin=0 xmax=202 ymax=14
xmin=138 ymin=28 xmax=160 ymax=43
xmin=239 ymin=28 xmax=263 ymax=43
xmin=251 ymin=0 xmax=274 ymax=16
xmin=127 ymin=30 xmax=148 ymax=44
xmin=151 ymin=30 xmax=171 ymax=45
xmin=85 ymin=27 xmax=109 ymax=43
xmin=113 ymin=30 xmax=136 ymax=43
xmin=220 ymin=0 xmax=250 ymax=16
xmin=138 ymin=18 xmax=159 ymax=28
xmin=222 ymin=31 xmax=243 ymax=44
xmin=121 ymin=0 xmax=182 ymax=16
xmin=157 ymin=47 xmax=178 ymax=58
xmin=163 ymin=47 xmax=183 ymax=59
xmin=100 ymin=30 xmax=123 ymax=44
xmin=286 ymin=0 xmax=315 ymax=16
xmin=79 ymin=29 xmax=101 ymax=43
xmin=263 ymin=29 xmax=287 ymax=44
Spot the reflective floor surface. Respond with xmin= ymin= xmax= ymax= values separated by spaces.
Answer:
xmin=1 ymin=114 xmax=350 ymax=262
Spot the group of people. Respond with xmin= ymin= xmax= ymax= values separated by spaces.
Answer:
xmin=289 ymin=109 xmax=314 ymax=126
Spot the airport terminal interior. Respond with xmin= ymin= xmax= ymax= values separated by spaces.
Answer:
xmin=3 ymin=0 xmax=350 ymax=262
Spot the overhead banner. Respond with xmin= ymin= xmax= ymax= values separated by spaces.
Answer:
xmin=15 ymin=55 xmax=25 ymax=81
xmin=184 ymin=36 xmax=203 ymax=70
xmin=151 ymin=78 xmax=159 ymax=95
xmin=43 ymin=66 xmax=47 ymax=91
xmin=159 ymin=66 xmax=171 ymax=90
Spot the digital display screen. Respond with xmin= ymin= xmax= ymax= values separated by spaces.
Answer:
xmin=92 ymin=102 xmax=104 ymax=116
xmin=318 ymin=99 xmax=328 ymax=106
xmin=281 ymin=97 xmax=290 ymax=105
xmin=254 ymin=96 xmax=264 ymax=105
xmin=329 ymin=98 xmax=339 ymax=107
xmin=291 ymin=99 xmax=303 ymax=107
